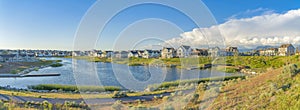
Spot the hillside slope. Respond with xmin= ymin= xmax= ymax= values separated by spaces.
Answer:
xmin=205 ymin=65 xmax=300 ymax=109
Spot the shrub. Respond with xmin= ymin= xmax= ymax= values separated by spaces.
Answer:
xmin=50 ymin=63 xmax=63 ymax=67
xmin=191 ymin=94 xmax=199 ymax=104
xmin=112 ymin=91 xmax=128 ymax=98
xmin=282 ymin=64 xmax=299 ymax=77
xmin=112 ymin=100 xmax=124 ymax=110
xmin=163 ymin=104 xmax=175 ymax=110
xmin=162 ymin=96 xmax=171 ymax=102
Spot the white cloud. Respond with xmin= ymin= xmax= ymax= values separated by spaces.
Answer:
xmin=227 ymin=8 xmax=275 ymax=20
xmin=165 ymin=8 xmax=300 ymax=48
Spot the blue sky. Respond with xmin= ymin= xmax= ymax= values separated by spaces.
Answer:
xmin=0 ymin=0 xmax=300 ymax=50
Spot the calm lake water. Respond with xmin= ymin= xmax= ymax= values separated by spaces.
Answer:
xmin=0 ymin=58 xmax=235 ymax=90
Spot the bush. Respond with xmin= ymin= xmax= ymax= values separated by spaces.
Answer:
xmin=282 ymin=64 xmax=299 ymax=77
xmin=112 ymin=100 xmax=124 ymax=110
xmin=50 ymin=63 xmax=63 ymax=67
xmin=163 ymin=104 xmax=175 ymax=110
xmin=112 ymin=91 xmax=128 ymax=98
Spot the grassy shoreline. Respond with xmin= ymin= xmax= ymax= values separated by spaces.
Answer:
xmin=69 ymin=55 xmax=300 ymax=73
xmin=28 ymin=84 xmax=121 ymax=92
xmin=0 ymin=59 xmax=63 ymax=74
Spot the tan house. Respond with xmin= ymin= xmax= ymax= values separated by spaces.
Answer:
xmin=259 ymin=48 xmax=278 ymax=56
xmin=278 ymin=44 xmax=295 ymax=56
xmin=225 ymin=47 xmax=239 ymax=56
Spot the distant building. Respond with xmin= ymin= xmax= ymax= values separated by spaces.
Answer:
xmin=142 ymin=50 xmax=160 ymax=59
xmin=208 ymin=47 xmax=221 ymax=57
xmin=278 ymin=44 xmax=295 ymax=56
xmin=128 ymin=51 xmax=139 ymax=58
xmin=259 ymin=48 xmax=278 ymax=56
xmin=137 ymin=50 xmax=145 ymax=57
xmin=101 ymin=51 xmax=113 ymax=58
xmin=114 ymin=51 xmax=129 ymax=58
xmin=161 ymin=47 xmax=176 ymax=58
xmin=177 ymin=45 xmax=192 ymax=58
xmin=296 ymin=47 xmax=300 ymax=55
xmin=191 ymin=48 xmax=208 ymax=56
xmin=0 ymin=54 xmax=17 ymax=62
xmin=225 ymin=47 xmax=239 ymax=56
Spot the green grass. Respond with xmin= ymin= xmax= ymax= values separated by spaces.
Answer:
xmin=28 ymin=84 xmax=121 ymax=92
xmin=50 ymin=63 xmax=63 ymax=67
xmin=148 ymin=75 xmax=245 ymax=89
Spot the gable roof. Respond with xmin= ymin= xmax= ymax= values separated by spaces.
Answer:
xmin=280 ymin=44 xmax=293 ymax=48
xmin=163 ymin=47 xmax=175 ymax=51
xmin=129 ymin=51 xmax=138 ymax=54
xmin=179 ymin=45 xmax=191 ymax=50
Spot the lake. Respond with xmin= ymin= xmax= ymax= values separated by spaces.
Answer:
xmin=0 ymin=58 xmax=236 ymax=91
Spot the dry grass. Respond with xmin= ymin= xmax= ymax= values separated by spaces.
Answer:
xmin=206 ymin=68 xmax=282 ymax=109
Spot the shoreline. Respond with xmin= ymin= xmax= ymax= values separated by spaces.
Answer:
xmin=0 ymin=58 xmax=63 ymax=75
xmin=69 ymin=56 xmax=245 ymax=73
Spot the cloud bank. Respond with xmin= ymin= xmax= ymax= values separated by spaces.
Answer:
xmin=166 ymin=8 xmax=300 ymax=49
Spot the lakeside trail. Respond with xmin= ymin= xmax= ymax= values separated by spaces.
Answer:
xmin=0 ymin=89 xmax=193 ymax=105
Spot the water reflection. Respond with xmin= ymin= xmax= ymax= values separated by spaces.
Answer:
xmin=0 ymin=58 xmax=231 ymax=89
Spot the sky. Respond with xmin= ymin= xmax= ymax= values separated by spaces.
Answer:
xmin=1 ymin=0 xmax=300 ymax=50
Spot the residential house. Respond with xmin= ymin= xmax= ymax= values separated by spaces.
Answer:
xmin=142 ymin=50 xmax=160 ymax=59
xmin=278 ymin=44 xmax=295 ymax=56
xmin=0 ymin=54 xmax=17 ymax=62
xmin=72 ymin=51 xmax=83 ymax=56
xmin=225 ymin=47 xmax=239 ymax=56
xmin=177 ymin=45 xmax=192 ymax=58
xmin=208 ymin=47 xmax=222 ymax=57
xmin=128 ymin=51 xmax=139 ymax=58
xmin=161 ymin=47 xmax=176 ymax=58
xmin=137 ymin=50 xmax=145 ymax=57
xmin=296 ymin=47 xmax=300 ymax=55
xmin=259 ymin=48 xmax=278 ymax=56
xmin=191 ymin=48 xmax=208 ymax=57
xmin=114 ymin=51 xmax=129 ymax=58
xmin=101 ymin=51 xmax=113 ymax=58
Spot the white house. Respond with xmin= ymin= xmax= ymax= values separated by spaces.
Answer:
xmin=278 ymin=44 xmax=295 ymax=56
xmin=114 ymin=51 xmax=129 ymax=58
xmin=142 ymin=50 xmax=160 ymax=59
xmin=128 ymin=51 xmax=139 ymax=58
xmin=208 ymin=47 xmax=221 ymax=57
xmin=177 ymin=45 xmax=192 ymax=58
xmin=101 ymin=51 xmax=113 ymax=58
xmin=161 ymin=47 xmax=176 ymax=58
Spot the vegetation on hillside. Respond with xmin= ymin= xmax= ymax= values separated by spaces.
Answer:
xmin=113 ymin=60 xmax=300 ymax=110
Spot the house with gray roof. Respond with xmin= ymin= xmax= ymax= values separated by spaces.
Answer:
xmin=278 ymin=44 xmax=295 ymax=56
xmin=177 ymin=45 xmax=192 ymax=58
xmin=161 ymin=47 xmax=176 ymax=58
